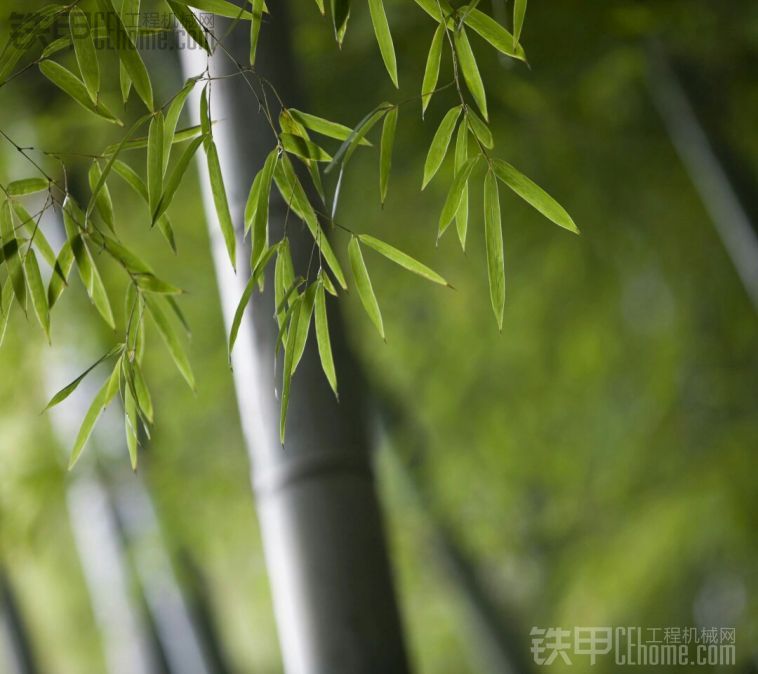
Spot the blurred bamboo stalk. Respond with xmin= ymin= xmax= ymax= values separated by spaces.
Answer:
xmin=647 ymin=42 xmax=758 ymax=311
xmin=0 ymin=571 xmax=38 ymax=674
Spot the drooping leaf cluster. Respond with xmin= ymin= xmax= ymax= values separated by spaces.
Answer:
xmin=0 ymin=0 xmax=576 ymax=466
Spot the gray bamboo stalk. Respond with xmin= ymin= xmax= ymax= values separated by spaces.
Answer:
xmin=177 ymin=6 xmax=409 ymax=673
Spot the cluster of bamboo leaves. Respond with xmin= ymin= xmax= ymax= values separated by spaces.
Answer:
xmin=0 ymin=0 xmax=577 ymax=467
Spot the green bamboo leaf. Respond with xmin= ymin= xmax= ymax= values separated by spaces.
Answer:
xmin=379 ymin=106 xmax=398 ymax=205
xmin=422 ymin=105 xmax=461 ymax=189
xmin=0 ymin=201 xmax=25 ymax=310
xmin=248 ymin=149 xmax=278 ymax=267
xmin=95 ymin=233 xmax=151 ymax=274
xmin=153 ymin=135 xmax=204 ymax=223
xmin=71 ymin=234 xmax=115 ymax=328
xmin=43 ymin=347 xmax=121 ymax=411
xmin=491 ymin=159 xmax=578 ymax=234
xmin=145 ymin=295 xmax=195 ymax=389
xmin=167 ymin=0 xmax=210 ymax=53
xmin=454 ymin=28 xmax=488 ymax=120
xmin=69 ymin=8 xmax=99 ymax=103
xmin=368 ymin=0 xmax=398 ymax=87
xmin=453 ymin=122 xmax=469 ymax=249
xmin=325 ymin=104 xmax=390 ymax=174
xmin=348 ymin=237 xmax=384 ymax=339
xmin=274 ymin=241 xmax=296 ymax=328
xmin=134 ymin=273 xmax=182 ymax=295
xmin=484 ymin=170 xmax=504 ymax=329
xmin=330 ymin=0 xmax=350 ymax=45
xmin=421 ymin=24 xmax=444 ymax=116
xmin=250 ymin=0 xmax=264 ymax=64
xmin=147 ymin=112 xmax=164 ymax=217
xmin=132 ymin=361 xmax=153 ymax=423
xmin=206 ymin=140 xmax=237 ymax=269
xmin=88 ymin=163 xmax=115 ymax=231
xmin=11 ymin=202 xmax=55 ymax=267
xmin=69 ymin=359 xmax=122 ymax=469
xmin=106 ymin=125 xmax=202 ymax=156
xmin=466 ymin=109 xmax=494 ymax=149
xmin=6 ymin=178 xmax=50 ymax=196
xmin=48 ymin=240 xmax=74 ymax=308
xmin=117 ymin=0 xmax=140 ymax=102
xmin=228 ymin=244 xmax=277 ymax=356
xmin=24 ymin=250 xmax=50 ymax=340
xmin=280 ymin=133 xmax=332 ymax=162
xmin=273 ymin=155 xmax=347 ymax=288
xmin=313 ymin=0 xmax=325 ymax=14
xmin=412 ymin=0 xmax=453 ymax=22
xmin=200 ymin=85 xmax=211 ymax=140
xmin=124 ymin=384 xmax=139 ymax=470
xmin=289 ymin=109 xmax=372 ymax=146
xmin=462 ymin=8 xmax=527 ymax=62
xmin=39 ymin=60 xmax=121 ymax=125
xmin=314 ymin=281 xmax=337 ymax=396
xmin=438 ymin=156 xmax=478 ymax=238
xmin=292 ymin=282 xmax=316 ymax=372
xmin=41 ymin=36 xmax=71 ymax=59
xmin=163 ymin=78 xmax=199 ymax=173
xmin=513 ymin=0 xmax=527 ymax=47
xmin=95 ymin=0 xmax=153 ymax=110
xmin=358 ymin=234 xmax=449 ymax=286
xmin=280 ymin=296 xmax=301 ymax=443
xmin=176 ymin=0 xmax=254 ymax=19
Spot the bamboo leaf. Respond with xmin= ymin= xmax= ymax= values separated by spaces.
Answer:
xmin=292 ymin=282 xmax=316 ymax=372
xmin=39 ymin=60 xmax=120 ymax=125
xmin=145 ymin=295 xmax=195 ymax=389
xmin=69 ymin=7 xmax=99 ymax=103
xmin=280 ymin=296 xmax=301 ymax=443
xmin=69 ymin=359 xmax=122 ymax=469
xmin=314 ymin=281 xmax=337 ymax=396
xmin=43 ymin=347 xmax=120 ymax=411
xmin=106 ymin=125 xmax=202 ymax=156
xmin=348 ymin=237 xmax=384 ymax=338
xmin=0 ymin=201 xmax=26 ymax=310
xmin=132 ymin=361 xmax=153 ymax=422
xmin=72 ymin=235 xmax=115 ymax=328
xmin=513 ymin=0 xmax=527 ymax=47
xmin=88 ymin=163 xmax=115 ymax=231
xmin=421 ymin=24 xmax=444 ymax=116
xmin=12 ymin=202 xmax=55 ymax=267
xmin=358 ymin=234 xmax=449 ymax=286
xmin=325 ymin=104 xmax=389 ymax=174
xmin=368 ymin=0 xmax=398 ymax=87
xmin=466 ymin=108 xmax=494 ymax=149
xmin=24 ymin=250 xmax=50 ymax=340
xmin=484 ymin=170 xmax=504 ymax=329
xmin=163 ymin=78 xmax=199 ymax=173
xmin=134 ymin=273 xmax=182 ymax=294
xmin=250 ymin=0 xmax=264 ymax=64
xmin=463 ymin=8 xmax=527 ymax=62
xmin=0 ymin=282 xmax=14 ymax=348
xmin=412 ymin=0 xmax=453 ymax=22
xmin=167 ymin=0 xmax=210 ymax=52
xmin=206 ymin=140 xmax=237 ymax=268
xmin=0 ymin=5 xmax=64 ymax=84
xmin=249 ymin=149 xmax=278 ymax=267
xmin=95 ymin=0 xmax=153 ymax=110
xmin=454 ymin=27 xmax=488 ymax=120
xmin=153 ymin=135 xmax=204 ymax=223
xmin=289 ymin=109 xmax=372 ymax=145
xmin=492 ymin=159 xmax=578 ymax=234
xmin=6 ymin=178 xmax=49 ymax=196
xmin=48 ymin=240 xmax=74 ymax=308
xmin=330 ymin=0 xmax=350 ymax=45
xmin=453 ymin=122 xmax=469 ymax=249
xmin=280 ymin=133 xmax=332 ymax=162
xmin=124 ymin=384 xmax=139 ymax=469
xmin=147 ymin=112 xmax=164 ymax=217
xmin=379 ymin=106 xmax=398 ymax=205
xmin=438 ymin=156 xmax=478 ymax=238
xmin=422 ymin=105 xmax=461 ymax=189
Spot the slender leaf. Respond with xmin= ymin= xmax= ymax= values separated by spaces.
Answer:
xmin=48 ymin=240 xmax=74 ymax=307
xmin=153 ymin=135 xmax=204 ymax=223
xmin=6 ymin=178 xmax=49 ymax=196
xmin=167 ymin=0 xmax=210 ymax=52
xmin=484 ymin=170 xmax=504 ymax=329
xmin=24 ymin=250 xmax=50 ymax=340
xmin=250 ymin=0 xmax=264 ymax=64
xmin=0 ymin=5 xmax=64 ymax=84
xmin=0 ymin=201 xmax=25 ymax=309
xmin=206 ymin=141 xmax=236 ymax=268
xmin=438 ymin=156 xmax=478 ymax=238
xmin=466 ymin=108 xmax=494 ymax=149
xmin=124 ymin=384 xmax=139 ymax=469
xmin=330 ymin=0 xmax=350 ymax=45
xmin=289 ymin=109 xmax=371 ymax=145
xmin=280 ymin=133 xmax=332 ymax=162
xmin=12 ymin=202 xmax=55 ymax=267
xmin=368 ymin=0 xmax=398 ymax=87
xmin=454 ymin=122 xmax=469 ymax=248
xmin=421 ymin=24 xmax=444 ymax=116
xmin=348 ymin=237 xmax=384 ymax=338
xmin=280 ymin=296 xmax=301 ymax=443
xmin=454 ymin=28 xmax=487 ymax=120
xmin=359 ymin=234 xmax=449 ymax=286
xmin=379 ymin=106 xmax=398 ymax=205
xmin=176 ymin=0 xmax=254 ymax=20
xmin=69 ymin=8 xmax=99 ymax=102
xmin=39 ymin=60 xmax=120 ymax=124
xmin=147 ymin=112 xmax=164 ymax=216
xmin=292 ymin=282 xmax=316 ymax=372
xmin=422 ymin=105 xmax=461 ymax=189
xmin=314 ymin=281 xmax=337 ymax=396
xmin=463 ymin=8 xmax=527 ymax=62
xmin=145 ymin=295 xmax=195 ymax=389
xmin=88 ymin=162 xmax=115 ymax=231
xmin=513 ymin=0 xmax=527 ymax=47
xmin=163 ymin=78 xmax=199 ymax=173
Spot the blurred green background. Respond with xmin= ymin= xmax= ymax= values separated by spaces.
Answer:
xmin=1 ymin=0 xmax=756 ymax=672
